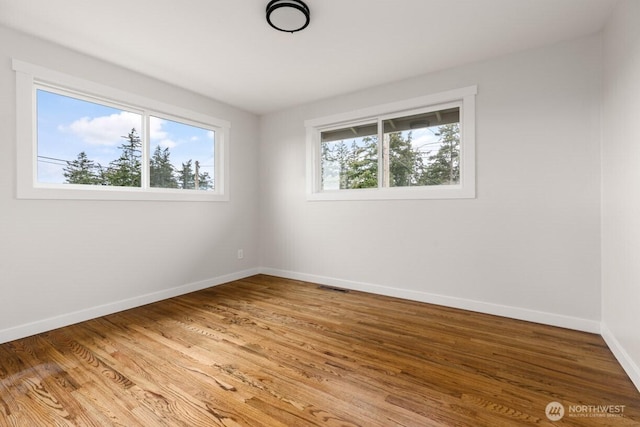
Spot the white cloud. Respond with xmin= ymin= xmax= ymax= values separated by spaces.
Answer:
xmin=410 ymin=128 xmax=440 ymax=152
xmin=60 ymin=111 xmax=141 ymax=146
xmin=149 ymin=116 xmax=168 ymax=141
xmin=158 ymin=139 xmax=177 ymax=149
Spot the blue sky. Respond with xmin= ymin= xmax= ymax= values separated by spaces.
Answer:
xmin=36 ymin=89 xmax=215 ymax=185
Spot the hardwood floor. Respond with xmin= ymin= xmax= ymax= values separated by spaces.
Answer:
xmin=0 ymin=275 xmax=638 ymax=426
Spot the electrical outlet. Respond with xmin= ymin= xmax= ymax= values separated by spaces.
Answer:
xmin=237 ymin=249 xmax=244 ymax=259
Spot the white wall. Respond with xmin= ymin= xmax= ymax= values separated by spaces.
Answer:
xmin=259 ymin=35 xmax=603 ymax=332
xmin=601 ymin=0 xmax=640 ymax=391
xmin=0 ymin=25 xmax=261 ymax=342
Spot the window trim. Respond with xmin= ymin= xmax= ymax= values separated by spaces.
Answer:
xmin=305 ymin=86 xmax=476 ymax=201
xmin=13 ymin=59 xmax=230 ymax=201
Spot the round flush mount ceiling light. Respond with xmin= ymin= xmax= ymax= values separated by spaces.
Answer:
xmin=266 ymin=0 xmax=310 ymax=33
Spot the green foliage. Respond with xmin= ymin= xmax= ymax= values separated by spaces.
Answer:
xmin=176 ymin=159 xmax=212 ymax=190
xmin=346 ymin=138 xmax=378 ymax=189
xmin=102 ymin=128 xmax=142 ymax=187
xmin=388 ymin=131 xmax=423 ymax=187
xmin=197 ymin=170 xmax=213 ymax=190
xmin=322 ymin=140 xmax=350 ymax=189
xmin=177 ymin=159 xmax=195 ymax=189
xmin=64 ymin=128 xmax=212 ymax=190
xmin=322 ymin=137 xmax=378 ymax=190
xmin=419 ymin=124 xmax=460 ymax=186
xmin=63 ymin=151 xmax=103 ymax=185
xmin=150 ymin=145 xmax=178 ymax=188
xmin=322 ymin=124 xmax=460 ymax=189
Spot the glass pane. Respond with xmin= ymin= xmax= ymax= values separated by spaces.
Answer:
xmin=383 ymin=107 xmax=460 ymax=187
xmin=320 ymin=123 xmax=378 ymax=190
xmin=149 ymin=116 xmax=215 ymax=191
xmin=37 ymin=89 xmax=143 ymax=186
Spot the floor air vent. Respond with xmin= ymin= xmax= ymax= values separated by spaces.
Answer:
xmin=318 ymin=285 xmax=349 ymax=293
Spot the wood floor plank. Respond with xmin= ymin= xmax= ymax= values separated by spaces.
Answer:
xmin=1 ymin=274 xmax=639 ymax=426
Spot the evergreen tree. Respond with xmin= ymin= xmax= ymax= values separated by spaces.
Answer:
xmin=421 ymin=123 xmax=460 ymax=185
xmin=176 ymin=159 xmax=212 ymax=190
xmin=320 ymin=124 xmax=460 ymax=189
xmin=63 ymin=151 xmax=102 ymax=185
xmin=346 ymin=137 xmax=378 ymax=189
xmin=177 ymin=159 xmax=195 ymax=189
xmin=196 ymin=170 xmax=213 ymax=190
xmin=103 ymin=128 xmax=142 ymax=187
xmin=61 ymin=129 xmax=215 ymax=191
xmin=150 ymin=145 xmax=178 ymax=188
xmin=322 ymin=141 xmax=354 ymax=189
xmin=387 ymin=131 xmax=425 ymax=187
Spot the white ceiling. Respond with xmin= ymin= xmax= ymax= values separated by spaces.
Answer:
xmin=0 ymin=0 xmax=617 ymax=115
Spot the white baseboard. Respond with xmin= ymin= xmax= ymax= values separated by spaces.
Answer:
xmin=0 ymin=268 xmax=260 ymax=344
xmin=601 ymin=323 xmax=640 ymax=393
xmin=260 ymin=268 xmax=602 ymax=334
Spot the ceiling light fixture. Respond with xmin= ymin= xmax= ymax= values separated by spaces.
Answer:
xmin=266 ymin=0 xmax=310 ymax=33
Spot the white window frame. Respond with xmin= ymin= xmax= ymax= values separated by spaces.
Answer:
xmin=305 ymin=86 xmax=476 ymax=201
xmin=13 ymin=59 xmax=230 ymax=201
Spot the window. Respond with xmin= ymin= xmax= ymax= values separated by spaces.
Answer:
xmin=306 ymin=86 xmax=476 ymax=200
xmin=14 ymin=59 xmax=229 ymax=201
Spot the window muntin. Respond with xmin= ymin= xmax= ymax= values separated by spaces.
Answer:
xmin=306 ymin=86 xmax=476 ymax=200
xmin=14 ymin=59 xmax=230 ymax=201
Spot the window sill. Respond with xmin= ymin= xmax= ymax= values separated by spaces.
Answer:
xmin=306 ymin=185 xmax=475 ymax=201
xmin=18 ymin=184 xmax=229 ymax=202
